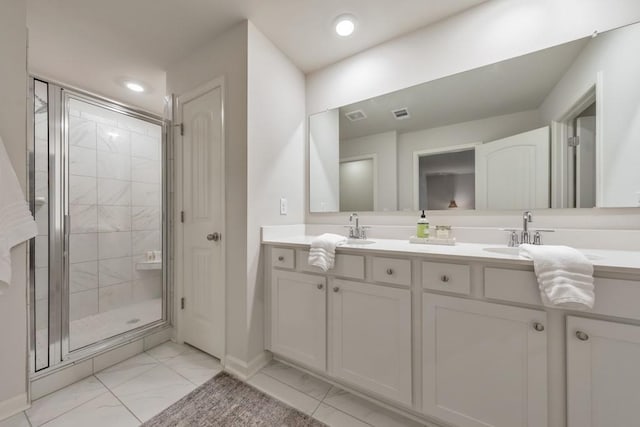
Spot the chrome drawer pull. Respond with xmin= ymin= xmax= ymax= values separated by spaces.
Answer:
xmin=333 ymin=286 xmax=340 ymax=293
xmin=440 ymin=275 xmax=450 ymax=283
xmin=317 ymin=284 xmax=324 ymax=290
xmin=386 ymin=268 xmax=393 ymax=275
xmin=533 ymin=322 xmax=545 ymax=332
xmin=278 ymin=256 xmax=284 ymax=261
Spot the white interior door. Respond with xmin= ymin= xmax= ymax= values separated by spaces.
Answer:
xmin=576 ymin=116 xmax=596 ymax=208
xmin=180 ymin=80 xmax=225 ymax=359
xmin=475 ymin=126 xmax=550 ymax=209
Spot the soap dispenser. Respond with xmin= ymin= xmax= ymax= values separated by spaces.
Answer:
xmin=417 ymin=210 xmax=429 ymax=238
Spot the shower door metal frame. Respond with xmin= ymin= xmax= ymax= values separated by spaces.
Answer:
xmin=28 ymin=76 xmax=173 ymax=375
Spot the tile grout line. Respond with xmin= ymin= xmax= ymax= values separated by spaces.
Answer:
xmin=248 ymin=371 xmax=321 ymax=416
xmin=94 ymin=375 xmax=142 ymax=424
xmin=28 ymin=385 xmax=111 ymax=427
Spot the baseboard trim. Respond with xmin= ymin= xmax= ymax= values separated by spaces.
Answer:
xmin=0 ymin=393 xmax=29 ymax=422
xmin=224 ymin=351 xmax=272 ymax=380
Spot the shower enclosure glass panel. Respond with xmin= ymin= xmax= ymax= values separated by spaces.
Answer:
xmin=33 ymin=79 xmax=50 ymax=371
xmin=29 ymin=78 xmax=169 ymax=373
xmin=66 ymin=96 xmax=163 ymax=351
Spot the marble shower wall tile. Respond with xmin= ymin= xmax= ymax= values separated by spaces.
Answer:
xmin=98 ymin=179 xmax=131 ymax=206
xmin=69 ymin=233 xmax=98 ymax=264
xmin=132 ymin=230 xmax=161 ymax=255
xmin=132 ymin=157 xmax=161 ymax=184
xmin=70 ymin=261 xmax=98 ymax=293
xmin=69 ymin=146 xmax=97 ymax=177
xmin=99 ymin=257 xmax=133 ymax=286
xmin=70 ymin=204 xmax=98 ymax=234
xmin=70 ymin=289 xmax=98 ymax=320
xmin=98 ymin=232 xmax=132 ymax=259
xmin=69 ymin=116 xmax=97 ymax=149
xmin=97 ymin=124 xmax=131 ymax=155
xmin=99 ymin=282 xmax=133 ymax=312
xmin=69 ymin=176 xmax=98 ymax=205
xmin=131 ymin=132 xmax=160 ymax=160
xmin=132 ymin=206 xmax=160 ymax=231
xmin=132 ymin=182 xmax=161 ymax=206
xmin=97 ymin=152 xmax=130 ymax=181
xmin=98 ymin=206 xmax=132 ymax=232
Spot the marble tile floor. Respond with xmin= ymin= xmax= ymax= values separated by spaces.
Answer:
xmin=6 ymin=342 xmax=434 ymax=427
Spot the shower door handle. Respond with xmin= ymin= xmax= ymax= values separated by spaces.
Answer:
xmin=207 ymin=232 xmax=221 ymax=242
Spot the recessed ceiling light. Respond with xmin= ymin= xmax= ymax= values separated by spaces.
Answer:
xmin=334 ymin=14 xmax=356 ymax=37
xmin=125 ymin=81 xmax=145 ymax=93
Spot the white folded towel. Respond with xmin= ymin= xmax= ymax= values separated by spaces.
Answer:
xmin=519 ymin=244 xmax=594 ymax=310
xmin=0 ymin=136 xmax=38 ymax=291
xmin=308 ymin=233 xmax=347 ymax=272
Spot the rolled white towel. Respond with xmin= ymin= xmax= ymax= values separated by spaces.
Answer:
xmin=308 ymin=233 xmax=347 ymax=271
xmin=519 ymin=244 xmax=594 ymax=310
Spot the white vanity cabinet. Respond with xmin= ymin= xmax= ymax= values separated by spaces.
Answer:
xmin=567 ymin=316 xmax=640 ymax=427
xmin=330 ymin=279 xmax=412 ymax=406
xmin=422 ymin=294 xmax=548 ymax=427
xmin=270 ymin=270 xmax=327 ymax=371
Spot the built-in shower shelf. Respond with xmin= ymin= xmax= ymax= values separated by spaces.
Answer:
xmin=136 ymin=261 xmax=162 ymax=270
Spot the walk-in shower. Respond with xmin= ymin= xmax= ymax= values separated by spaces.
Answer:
xmin=29 ymin=78 xmax=170 ymax=373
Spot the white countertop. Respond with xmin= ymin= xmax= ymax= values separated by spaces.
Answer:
xmin=262 ymin=235 xmax=640 ymax=275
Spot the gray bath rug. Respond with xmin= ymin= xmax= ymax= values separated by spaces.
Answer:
xmin=142 ymin=371 xmax=326 ymax=427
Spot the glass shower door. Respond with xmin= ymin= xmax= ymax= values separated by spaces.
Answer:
xmin=66 ymin=94 xmax=164 ymax=351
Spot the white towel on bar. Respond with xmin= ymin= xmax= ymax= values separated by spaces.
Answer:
xmin=308 ymin=233 xmax=347 ymax=272
xmin=0 ymin=136 xmax=38 ymax=291
xmin=519 ymin=244 xmax=594 ymax=310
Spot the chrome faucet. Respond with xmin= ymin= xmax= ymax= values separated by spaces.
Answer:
xmin=346 ymin=213 xmax=369 ymax=239
xmin=503 ymin=210 xmax=554 ymax=246
xmin=521 ymin=210 xmax=533 ymax=244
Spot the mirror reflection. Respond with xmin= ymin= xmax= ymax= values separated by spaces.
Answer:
xmin=309 ymin=21 xmax=640 ymax=212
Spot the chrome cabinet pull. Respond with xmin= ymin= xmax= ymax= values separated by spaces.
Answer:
xmin=386 ymin=268 xmax=393 ymax=275
xmin=207 ymin=232 xmax=220 ymax=241
xmin=317 ymin=284 xmax=324 ymax=290
xmin=576 ymin=330 xmax=589 ymax=341
xmin=440 ymin=275 xmax=450 ymax=283
xmin=278 ymin=256 xmax=284 ymax=261
xmin=333 ymin=286 xmax=340 ymax=293
xmin=533 ymin=322 xmax=545 ymax=332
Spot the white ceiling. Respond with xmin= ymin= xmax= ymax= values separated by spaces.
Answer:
xmin=339 ymin=37 xmax=589 ymax=140
xmin=26 ymin=0 xmax=487 ymax=114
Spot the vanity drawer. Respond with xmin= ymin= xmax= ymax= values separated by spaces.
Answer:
xmin=372 ymin=257 xmax=411 ymax=286
xmin=272 ymin=248 xmax=295 ymax=269
xmin=484 ymin=268 xmax=640 ymax=320
xmin=297 ymin=250 xmax=365 ymax=280
xmin=422 ymin=261 xmax=470 ymax=295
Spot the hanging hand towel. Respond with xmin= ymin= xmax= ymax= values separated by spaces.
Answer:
xmin=308 ymin=233 xmax=347 ymax=272
xmin=519 ymin=244 xmax=594 ymax=310
xmin=0 ymin=136 xmax=38 ymax=291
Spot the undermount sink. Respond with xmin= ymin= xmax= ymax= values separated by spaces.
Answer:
xmin=345 ymin=239 xmax=375 ymax=245
xmin=483 ymin=247 xmax=603 ymax=261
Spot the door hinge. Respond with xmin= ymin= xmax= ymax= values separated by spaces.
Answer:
xmin=568 ymin=136 xmax=580 ymax=147
xmin=181 ymin=297 xmax=185 ymax=310
xmin=180 ymin=211 xmax=185 ymax=223
xmin=180 ymin=123 xmax=184 ymax=136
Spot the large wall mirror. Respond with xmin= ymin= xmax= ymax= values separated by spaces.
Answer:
xmin=309 ymin=21 xmax=640 ymax=213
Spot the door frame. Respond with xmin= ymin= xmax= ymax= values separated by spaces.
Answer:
xmin=174 ymin=76 xmax=226 ymax=362
xmin=339 ymin=154 xmax=378 ymax=211
xmin=550 ymin=74 xmax=603 ymax=208
xmin=412 ymin=142 xmax=480 ymax=210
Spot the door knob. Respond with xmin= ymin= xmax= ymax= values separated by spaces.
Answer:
xmin=207 ymin=232 xmax=220 ymax=241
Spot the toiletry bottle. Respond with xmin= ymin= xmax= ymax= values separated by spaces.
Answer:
xmin=417 ymin=210 xmax=429 ymax=238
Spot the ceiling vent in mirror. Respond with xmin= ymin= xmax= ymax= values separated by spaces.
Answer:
xmin=345 ymin=109 xmax=367 ymax=122
xmin=392 ymin=107 xmax=410 ymax=120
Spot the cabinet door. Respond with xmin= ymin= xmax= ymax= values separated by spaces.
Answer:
xmin=422 ymin=294 xmax=547 ymax=427
xmin=567 ymin=316 xmax=640 ymax=427
xmin=330 ymin=280 xmax=412 ymax=406
xmin=271 ymin=270 xmax=326 ymax=371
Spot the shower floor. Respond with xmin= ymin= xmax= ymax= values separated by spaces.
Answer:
xmin=35 ymin=298 xmax=162 ymax=368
